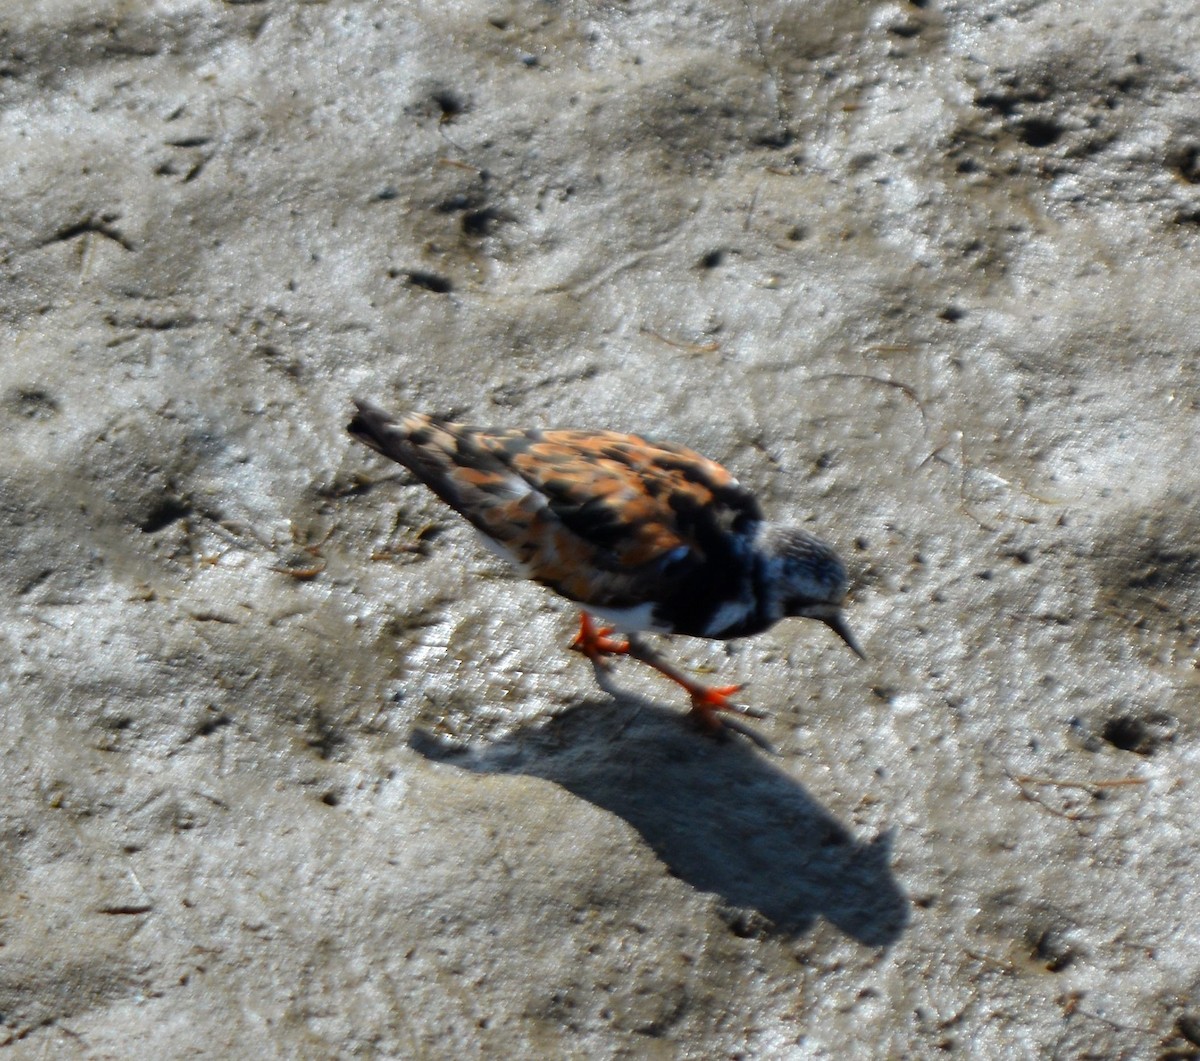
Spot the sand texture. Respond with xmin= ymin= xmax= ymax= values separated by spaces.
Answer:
xmin=2 ymin=1 xmax=1199 ymax=1056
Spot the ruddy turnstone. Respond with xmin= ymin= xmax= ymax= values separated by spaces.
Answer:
xmin=348 ymin=398 xmax=863 ymax=733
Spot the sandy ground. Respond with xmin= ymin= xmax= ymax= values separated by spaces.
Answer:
xmin=2 ymin=0 xmax=1200 ymax=1056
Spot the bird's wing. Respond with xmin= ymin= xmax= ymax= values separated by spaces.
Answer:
xmin=478 ymin=426 xmax=761 ymax=563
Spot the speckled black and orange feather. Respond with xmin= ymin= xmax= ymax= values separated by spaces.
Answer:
xmin=348 ymin=400 xmax=764 ymax=624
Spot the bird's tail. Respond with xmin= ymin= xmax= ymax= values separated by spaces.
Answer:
xmin=347 ymin=397 xmax=402 ymax=457
xmin=346 ymin=398 xmax=547 ymax=567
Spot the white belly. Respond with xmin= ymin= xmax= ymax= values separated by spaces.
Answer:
xmin=583 ymin=601 xmax=671 ymax=635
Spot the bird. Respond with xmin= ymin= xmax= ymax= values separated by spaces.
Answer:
xmin=347 ymin=398 xmax=863 ymax=735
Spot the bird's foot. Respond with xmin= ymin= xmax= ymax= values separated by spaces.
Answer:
xmin=686 ymin=683 xmax=743 ymax=731
xmin=682 ymin=682 xmax=769 ymax=731
xmin=569 ymin=612 xmax=629 ymax=670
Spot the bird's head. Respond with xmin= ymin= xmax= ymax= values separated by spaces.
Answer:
xmin=760 ymin=525 xmax=865 ymax=659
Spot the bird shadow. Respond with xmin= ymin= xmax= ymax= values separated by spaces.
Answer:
xmin=409 ymin=691 xmax=909 ymax=947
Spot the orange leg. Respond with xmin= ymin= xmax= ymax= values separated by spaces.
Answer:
xmin=570 ymin=612 xmax=754 ymax=733
xmin=622 ymin=639 xmax=746 ymax=732
xmin=569 ymin=612 xmax=630 ymax=668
